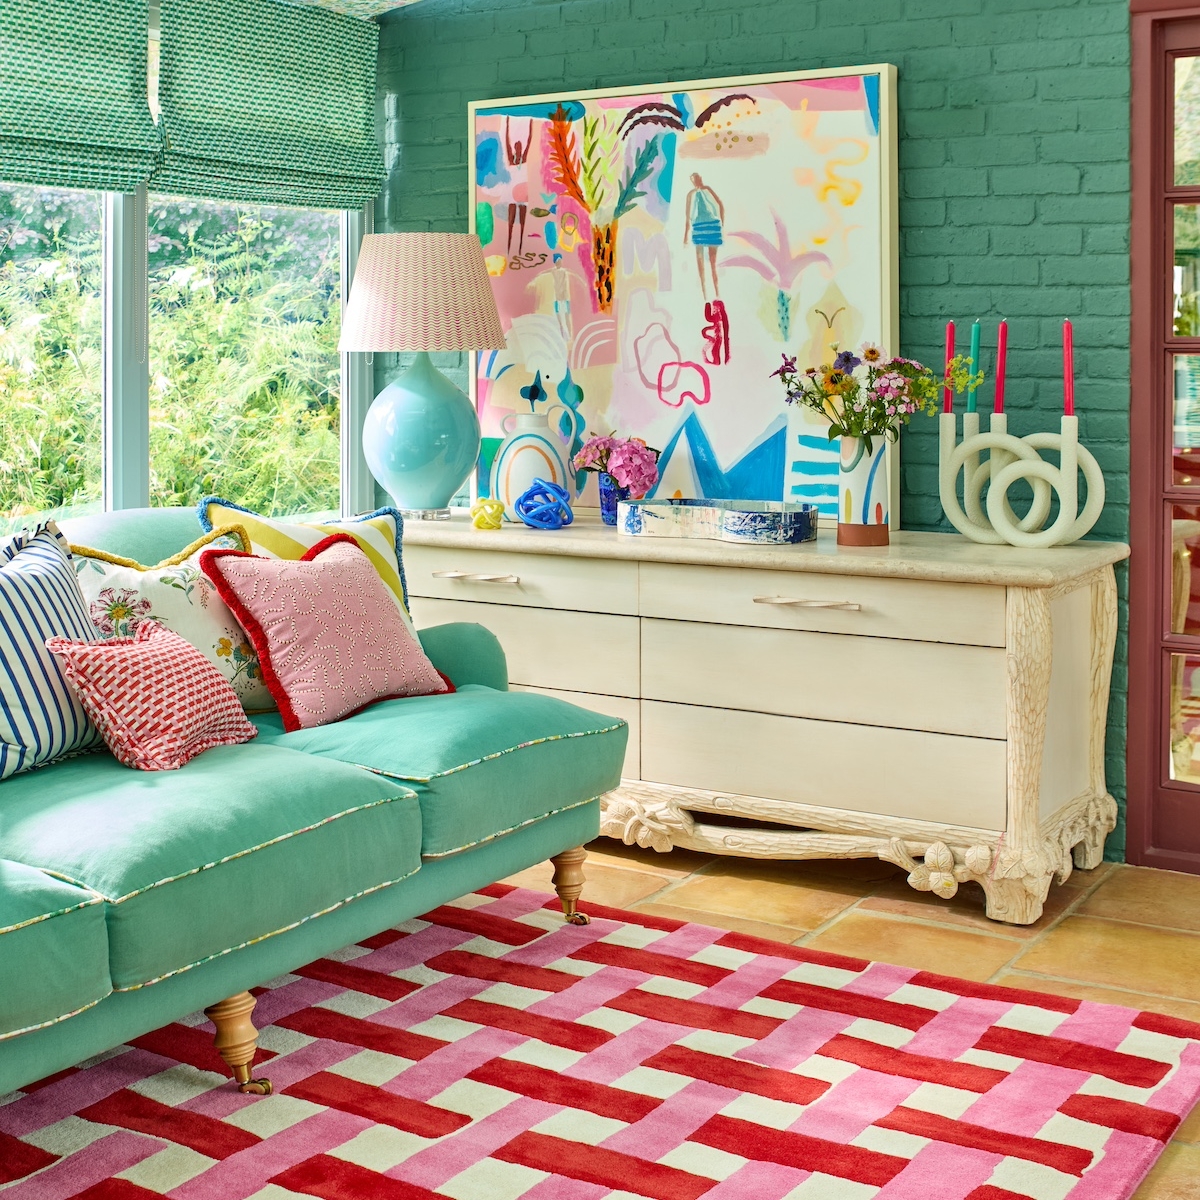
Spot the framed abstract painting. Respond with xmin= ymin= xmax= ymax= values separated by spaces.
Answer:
xmin=468 ymin=65 xmax=898 ymax=518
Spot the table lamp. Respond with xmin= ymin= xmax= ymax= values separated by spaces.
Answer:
xmin=339 ymin=232 xmax=506 ymax=518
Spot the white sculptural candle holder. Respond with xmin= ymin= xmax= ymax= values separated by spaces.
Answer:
xmin=939 ymin=412 xmax=1105 ymax=548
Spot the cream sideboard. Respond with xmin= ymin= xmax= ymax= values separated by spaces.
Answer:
xmin=403 ymin=515 xmax=1129 ymax=925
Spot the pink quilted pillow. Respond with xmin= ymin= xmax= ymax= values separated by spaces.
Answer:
xmin=45 ymin=623 xmax=258 ymax=771
xmin=199 ymin=534 xmax=451 ymax=732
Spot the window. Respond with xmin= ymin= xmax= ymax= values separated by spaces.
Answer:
xmin=0 ymin=184 xmax=104 ymax=531
xmin=146 ymin=197 xmax=342 ymax=518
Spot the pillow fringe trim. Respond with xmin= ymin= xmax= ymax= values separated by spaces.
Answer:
xmin=67 ymin=525 xmax=252 ymax=571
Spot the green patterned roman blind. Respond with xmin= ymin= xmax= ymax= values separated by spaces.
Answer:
xmin=155 ymin=0 xmax=385 ymax=209
xmin=0 ymin=0 xmax=160 ymax=191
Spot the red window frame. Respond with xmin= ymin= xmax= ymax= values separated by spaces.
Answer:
xmin=1129 ymin=2 xmax=1200 ymax=869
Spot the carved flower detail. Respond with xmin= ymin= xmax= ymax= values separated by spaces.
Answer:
xmin=907 ymin=842 xmax=960 ymax=899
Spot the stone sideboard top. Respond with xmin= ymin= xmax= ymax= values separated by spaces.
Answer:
xmin=404 ymin=512 xmax=1130 ymax=589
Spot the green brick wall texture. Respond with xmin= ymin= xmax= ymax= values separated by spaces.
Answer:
xmin=375 ymin=0 xmax=1133 ymax=859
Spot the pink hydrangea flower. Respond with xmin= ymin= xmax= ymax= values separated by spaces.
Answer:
xmin=606 ymin=439 xmax=659 ymax=497
xmin=572 ymin=436 xmax=617 ymax=473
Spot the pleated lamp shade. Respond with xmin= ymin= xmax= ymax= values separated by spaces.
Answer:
xmin=338 ymin=232 xmax=506 ymax=353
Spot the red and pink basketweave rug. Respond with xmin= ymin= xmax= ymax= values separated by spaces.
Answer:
xmin=3 ymin=884 xmax=1199 ymax=1200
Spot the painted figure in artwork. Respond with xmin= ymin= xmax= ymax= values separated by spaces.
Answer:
xmin=505 ymin=118 xmax=533 ymax=255
xmin=683 ymin=173 xmax=725 ymax=300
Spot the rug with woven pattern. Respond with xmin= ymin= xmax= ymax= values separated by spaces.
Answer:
xmin=3 ymin=884 xmax=1199 ymax=1200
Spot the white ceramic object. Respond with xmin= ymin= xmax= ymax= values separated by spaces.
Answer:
xmin=488 ymin=409 xmax=572 ymax=522
xmin=939 ymin=413 xmax=1104 ymax=548
xmin=838 ymin=435 xmax=890 ymax=546
xmin=617 ymin=499 xmax=818 ymax=545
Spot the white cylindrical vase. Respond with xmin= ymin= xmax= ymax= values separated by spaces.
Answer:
xmin=837 ymin=435 xmax=889 ymax=547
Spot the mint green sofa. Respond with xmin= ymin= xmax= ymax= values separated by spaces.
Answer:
xmin=0 ymin=508 xmax=627 ymax=1097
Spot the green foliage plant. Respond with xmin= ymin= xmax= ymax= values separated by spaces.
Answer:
xmin=0 ymin=185 xmax=342 ymax=529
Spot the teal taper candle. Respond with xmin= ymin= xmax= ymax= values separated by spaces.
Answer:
xmin=966 ymin=320 xmax=981 ymax=412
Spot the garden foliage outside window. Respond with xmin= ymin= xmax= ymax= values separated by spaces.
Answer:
xmin=146 ymin=197 xmax=341 ymax=518
xmin=0 ymin=189 xmax=343 ymax=528
xmin=0 ymin=184 xmax=103 ymax=532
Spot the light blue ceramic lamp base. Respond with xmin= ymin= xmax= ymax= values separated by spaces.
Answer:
xmin=362 ymin=351 xmax=481 ymax=518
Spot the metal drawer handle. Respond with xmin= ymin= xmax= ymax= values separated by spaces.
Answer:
xmin=752 ymin=596 xmax=862 ymax=611
xmin=432 ymin=570 xmax=521 ymax=585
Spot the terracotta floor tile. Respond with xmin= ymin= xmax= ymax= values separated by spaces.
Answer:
xmin=1177 ymin=1101 xmax=1200 ymax=1145
xmin=802 ymin=910 xmax=1020 ymax=982
xmin=859 ymin=878 xmax=1079 ymax=939
xmin=1132 ymin=1142 xmax=1200 ymax=1199
xmin=992 ymin=971 xmax=1200 ymax=1025
xmin=654 ymin=870 xmax=863 ymax=933
xmin=1079 ymin=864 xmax=1200 ymax=932
xmin=502 ymin=861 xmax=670 ymax=909
xmin=1058 ymin=860 xmax=1115 ymax=889
xmin=1014 ymin=917 xmax=1200 ymax=999
xmin=584 ymin=839 xmax=715 ymax=878
xmin=631 ymin=902 xmax=807 ymax=944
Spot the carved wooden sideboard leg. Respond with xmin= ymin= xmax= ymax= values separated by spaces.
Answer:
xmin=204 ymin=991 xmax=272 ymax=1095
xmin=550 ymin=846 xmax=590 ymax=925
xmin=1072 ymin=823 xmax=1109 ymax=871
xmin=979 ymin=872 xmax=1053 ymax=925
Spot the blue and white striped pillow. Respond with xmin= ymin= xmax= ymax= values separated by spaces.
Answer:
xmin=0 ymin=522 xmax=102 ymax=779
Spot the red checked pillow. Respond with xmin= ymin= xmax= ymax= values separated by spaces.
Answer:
xmin=199 ymin=533 xmax=451 ymax=732
xmin=45 ymin=623 xmax=257 ymax=771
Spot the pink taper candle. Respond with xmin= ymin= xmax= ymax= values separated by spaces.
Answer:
xmin=943 ymin=320 xmax=955 ymax=413
xmin=1063 ymin=318 xmax=1075 ymax=416
xmin=994 ymin=319 xmax=1007 ymax=414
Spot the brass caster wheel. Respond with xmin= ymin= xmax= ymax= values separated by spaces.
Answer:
xmin=565 ymin=911 xmax=590 ymax=925
xmin=237 ymin=1078 xmax=273 ymax=1096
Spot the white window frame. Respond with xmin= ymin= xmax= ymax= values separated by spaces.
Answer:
xmin=99 ymin=193 xmax=371 ymax=517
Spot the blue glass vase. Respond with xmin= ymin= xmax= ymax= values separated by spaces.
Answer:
xmin=598 ymin=471 xmax=629 ymax=525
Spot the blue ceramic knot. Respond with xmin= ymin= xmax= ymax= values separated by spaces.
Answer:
xmin=515 ymin=478 xmax=574 ymax=530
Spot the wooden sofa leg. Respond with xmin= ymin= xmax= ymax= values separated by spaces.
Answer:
xmin=550 ymin=846 xmax=590 ymax=925
xmin=204 ymin=991 xmax=273 ymax=1095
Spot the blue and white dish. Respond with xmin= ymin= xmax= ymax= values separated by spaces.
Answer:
xmin=617 ymin=499 xmax=819 ymax=545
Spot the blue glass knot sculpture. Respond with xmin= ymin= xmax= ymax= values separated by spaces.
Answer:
xmin=515 ymin=478 xmax=574 ymax=530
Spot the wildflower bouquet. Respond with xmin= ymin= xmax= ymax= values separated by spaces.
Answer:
xmin=771 ymin=343 xmax=982 ymax=454
xmin=573 ymin=435 xmax=660 ymax=498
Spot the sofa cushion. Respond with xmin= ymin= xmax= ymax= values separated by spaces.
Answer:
xmin=46 ymin=623 xmax=259 ymax=771
xmin=69 ymin=525 xmax=276 ymax=712
xmin=0 ymin=522 xmax=103 ymax=778
xmin=200 ymin=535 xmax=449 ymax=731
xmin=0 ymin=744 xmax=422 ymax=991
xmin=198 ymin=498 xmax=416 ymax=635
xmin=0 ymin=860 xmax=110 ymax=1040
xmin=252 ymin=685 xmax=627 ymax=857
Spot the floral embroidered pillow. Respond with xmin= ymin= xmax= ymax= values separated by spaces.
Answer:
xmin=69 ymin=526 xmax=275 ymax=713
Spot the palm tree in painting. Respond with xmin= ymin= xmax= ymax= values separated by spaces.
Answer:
xmin=548 ymin=103 xmax=662 ymax=312
xmin=723 ymin=209 xmax=832 ymax=341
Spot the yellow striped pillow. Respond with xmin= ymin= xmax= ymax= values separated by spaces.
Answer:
xmin=198 ymin=500 xmax=415 ymax=634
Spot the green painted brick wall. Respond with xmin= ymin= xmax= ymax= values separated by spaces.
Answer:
xmin=375 ymin=0 xmax=1132 ymax=858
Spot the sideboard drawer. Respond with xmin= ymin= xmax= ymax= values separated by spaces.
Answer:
xmin=639 ymin=562 xmax=1006 ymax=646
xmin=642 ymin=619 xmax=1007 ymax=739
xmin=511 ymin=685 xmax=641 ymax=779
xmin=405 ymin=545 xmax=638 ymax=615
xmin=641 ymin=700 xmax=1007 ymax=831
xmin=409 ymin=596 xmax=639 ymax=697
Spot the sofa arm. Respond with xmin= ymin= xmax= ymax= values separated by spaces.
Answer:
xmin=417 ymin=622 xmax=509 ymax=691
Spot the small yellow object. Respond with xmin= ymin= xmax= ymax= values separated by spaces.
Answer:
xmin=471 ymin=499 xmax=504 ymax=530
